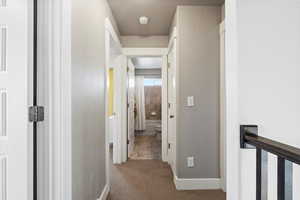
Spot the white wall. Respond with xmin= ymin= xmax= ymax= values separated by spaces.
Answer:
xmin=237 ymin=1 xmax=300 ymax=199
xmin=121 ymin=36 xmax=169 ymax=48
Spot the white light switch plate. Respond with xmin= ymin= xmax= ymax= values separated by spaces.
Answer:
xmin=187 ymin=96 xmax=194 ymax=107
xmin=187 ymin=157 xmax=194 ymax=168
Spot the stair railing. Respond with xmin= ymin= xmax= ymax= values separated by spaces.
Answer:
xmin=240 ymin=125 xmax=300 ymax=200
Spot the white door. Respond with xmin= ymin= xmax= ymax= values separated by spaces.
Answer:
xmin=127 ymin=59 xmax=135 ymax=156
xmin=0 ymin=0 xmax=32 ymax=199
xmin=167 ymin=40 xmax=177 ymax=172
xmin=112 ymin=55 xmax=123 ymax=164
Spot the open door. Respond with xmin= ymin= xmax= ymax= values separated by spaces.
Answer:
xmin=111 ymin=55 xmax=123 ymax=164
xmin=0 ymin=0 xmax=32 ymax=199
xmin=167 ymin=39 xmax=177 ymax=173
xmin=127 ymin=59 xmax=135 ymax=157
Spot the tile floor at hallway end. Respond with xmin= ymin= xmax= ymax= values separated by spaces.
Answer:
xmin=107 ymin=159 xmax=226 ymax=200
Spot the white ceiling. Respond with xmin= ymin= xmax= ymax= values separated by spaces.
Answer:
xmin=131 ymin=57 xmax=162 ymax=69
xmin=108 ymin=0 xmax=224 ymax=36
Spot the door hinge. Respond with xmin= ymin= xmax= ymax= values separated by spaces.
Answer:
xmin=168 ymin=63 xmax=171 ymax=68
xmin=168 ymin=143 xmax=171 ymax=149
xmin=29 ymin=106 xmax=44 ymax=122
xmin=168 ymin=103 xmax=171 ymax=109
xmin=127 ymin=140 xmax=130 ymax=144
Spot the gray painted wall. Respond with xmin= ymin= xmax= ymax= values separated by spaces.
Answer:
xmin=71 ymin=0 xmax=119 ymax=199
xmin=221 ymin=4 xmax=225 ymax=20
xmin=175 ymin=6 xmax=221 ymax=179
xmin=121 ymin=36 xmax=169 ymax=48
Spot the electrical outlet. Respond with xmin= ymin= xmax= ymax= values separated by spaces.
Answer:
xmin=187 ymin=96 xmax=194 ymax=107
xmin=187 ymin=157 xmax=194 ymax=168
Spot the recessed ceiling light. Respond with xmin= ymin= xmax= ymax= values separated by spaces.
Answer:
xmin=139 ymin=16 xmax=149 ymax=25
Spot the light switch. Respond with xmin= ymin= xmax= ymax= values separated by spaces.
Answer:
xmin=187 ymin=157 xmax=194 ymax=168
xmin=187 ymin=96 xmax=194 ymax=107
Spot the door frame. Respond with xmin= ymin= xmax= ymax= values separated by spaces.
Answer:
xmin=104 ymin=18 xmax=124 ymax=192
xmin=37 ymin=0 xmax=72 ymax=199
xmin=224 ymin=0 xmax=240 ymax=199
xmin=122 ymin=48 xmax=168 ymax=162
xmin=219 ymin=20 xmax=226 ymax=192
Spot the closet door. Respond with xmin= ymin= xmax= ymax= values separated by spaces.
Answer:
xmin=0 ymin=0 xmax=32 ymax=199
xmin=167 ymin=39 xmax=177 ymax=173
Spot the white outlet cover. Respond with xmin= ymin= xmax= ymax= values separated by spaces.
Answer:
xmin=187 ymin=96 xmax=194 ymax=107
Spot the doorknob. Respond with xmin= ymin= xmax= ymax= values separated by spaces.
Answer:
xmin=170 ymin=115 xmax=175 ymax=118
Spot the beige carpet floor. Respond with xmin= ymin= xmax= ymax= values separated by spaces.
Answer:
xmin=107 ymin=159 xmax=226 ymax=200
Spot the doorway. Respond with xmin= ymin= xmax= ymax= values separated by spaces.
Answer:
xmin=9 ymin=0 xmax=232 ymax=199
xmin=105 ymin=18 xmax=125 ymax=167
xmin=122 ymin=48 xmax=169 ymax=163
xmin=127 ymin=57 xmax=163 ymax=160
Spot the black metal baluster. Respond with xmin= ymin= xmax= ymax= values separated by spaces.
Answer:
xmin=278 ymin=157 xmax=285 ymax=200
xmin=285 ymin=161 xmax=293 ymax=200
xmin=256 ymin=148 xmax=262 ymax=200
xmin=240 ymin=125 xmax=300 ymax=200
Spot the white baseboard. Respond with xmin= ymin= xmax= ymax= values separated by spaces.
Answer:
xmin=97 ymin=184 xmax=110 ymax=200
xmin=174 ymin=175 xmax=221 ymax=190
xmin=220 ymin=177 xmax=226 ymax=192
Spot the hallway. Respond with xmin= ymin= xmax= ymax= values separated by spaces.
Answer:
xmin=130 ymin=120 xmax=162 ymax=160
xmin=129 ymin=135 xmax=161 ymax=160
xmin=108 ymin=159 xmax=226 ymax=200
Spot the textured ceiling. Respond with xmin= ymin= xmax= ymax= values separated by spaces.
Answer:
xmin=108 ymin=0 xmax=224 ymax=36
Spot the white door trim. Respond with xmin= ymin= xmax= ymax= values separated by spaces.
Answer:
xmin=168 ymin=27 xmax=177 ymax=51
xmin=120 ymin=56 xmax=128 ymax=163
xmin=161 ymin=54 xmax=168 ymax=163
xmin=122 ymin=48 xmax=168 ymax=162
xmin=104 ymin=18 xmax=123 ymax=194
xmin=105 ymin=18 xmax=122 ymax=48
xmin=225 ymin=1 xmax=240 ymax=200
xmin=219 ymin=20 xmax=226 ymax=192
xmin=38 ymin=0 xmax=72 ymax=199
